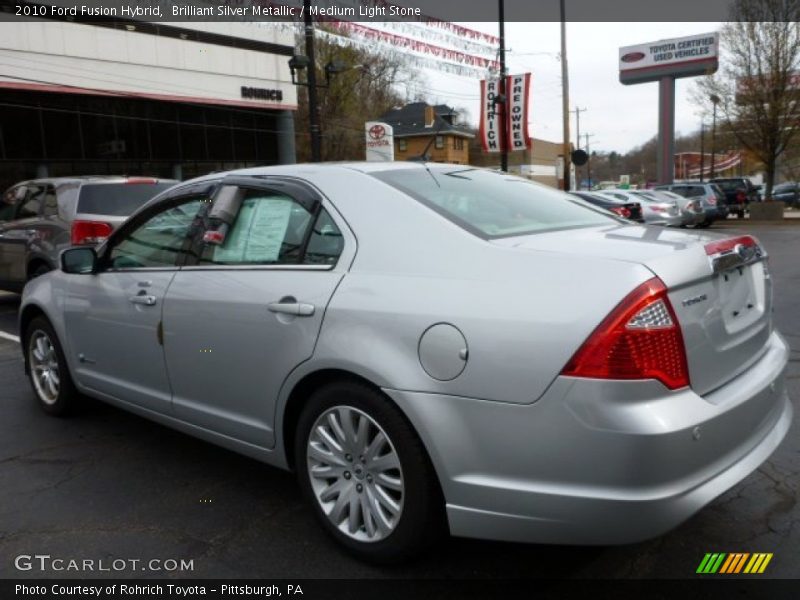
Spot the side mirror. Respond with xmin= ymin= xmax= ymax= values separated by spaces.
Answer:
xmin=61 ymin=247 xmax=97 ymax=274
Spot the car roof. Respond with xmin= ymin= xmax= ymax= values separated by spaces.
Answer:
xmin=11 ymin=176 xmax=179 ymax=187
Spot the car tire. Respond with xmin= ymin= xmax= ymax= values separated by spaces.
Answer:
xmin=24 ymin=316 xmax=81 ymax=417
xmin=737 ymin=209 xmax=745 ymax=219
xmin=295 ymin=380 xmax=445 ymax=563
xmin=28 ymin=264 xmax=51 ymax=281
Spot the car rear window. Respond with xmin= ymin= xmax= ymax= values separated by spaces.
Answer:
xmin=77 ymin=183 xmax=174 ymax=216
xmin=713 ymin=179 xmax=744 ymax=191
xmin=372 ymin=167 xmax=615 ymax=239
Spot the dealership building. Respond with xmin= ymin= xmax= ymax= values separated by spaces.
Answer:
xmin=0 ymin=16 xmax=298 ymax=191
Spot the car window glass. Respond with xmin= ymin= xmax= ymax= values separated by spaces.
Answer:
xmin=304 ymin=209 xmax=344 ymax=266
xmin=42 ymin=187 xmax=58 ymax=218
xmin=200 ymin=190 xmax=312 ymax=265
xmin=373 ymin=168 xmax=613 ymax=238
xmin=685 ymin=187 xmax=704 ymax=197
xmin=0 ymin=187 xmax=20 ymax=221
xmin=16 ymin=186 xmax=44 ymax=218
xmin=109 ymin=198 xmax=205 ymax=269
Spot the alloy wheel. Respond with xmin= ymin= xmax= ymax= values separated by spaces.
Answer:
xmin=306 ymin=406 xmax=404 ymax=542
xmin=29 ymin=330 xmax=60 ymax=405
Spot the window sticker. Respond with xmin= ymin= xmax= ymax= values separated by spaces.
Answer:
xmin=213 ymin=196 xmax=293 ymax=264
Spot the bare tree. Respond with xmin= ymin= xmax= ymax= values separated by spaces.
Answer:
xmin=294 ymin=32 xmax=422 ymax=162
xmin=692 ymin=0 xmax=800 ymax=198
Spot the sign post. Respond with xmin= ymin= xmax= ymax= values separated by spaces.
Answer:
xmin=619 ymin=32 xmax=719 ymax=184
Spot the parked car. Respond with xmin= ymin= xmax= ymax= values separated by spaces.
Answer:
xmin=630 ymin=189 xmax=705 ymax=227
xmin=0 ymin=176 xmax=177 ymax=292
xmin=771 ymin=182 xmax=799 ymax=206
xmin=570 ymin=191 xmax=644 ymax=222
xmin=709 ymin=177 xmax=760 ymax=218
xmin=20 ymin=164 xmax=791 ymax=562
xmin=655 ymin=182 xmax=728 ymax=227
xmin=594 ymin=189 xmax=684 ymax=227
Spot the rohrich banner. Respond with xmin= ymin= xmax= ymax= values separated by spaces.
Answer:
xmin=479 ymin=74 xmax=531 ymax=153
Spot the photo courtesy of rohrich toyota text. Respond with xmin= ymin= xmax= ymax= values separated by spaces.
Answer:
xmin=0 ymin=0 xmax=798 ymax=598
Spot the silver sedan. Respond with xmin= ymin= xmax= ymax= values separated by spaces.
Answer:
xmin=19 ymin=164 xmax=792 ymax=562
xmin=595 ymin=189 xmax=686 ymax=226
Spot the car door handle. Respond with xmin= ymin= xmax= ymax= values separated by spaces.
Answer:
xmin=129 ymin=294 xmax=157 ymax=306
xmin=268 ymin=300 xmax=315 ymax=317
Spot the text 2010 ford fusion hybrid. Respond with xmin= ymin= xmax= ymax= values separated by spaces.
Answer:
xmin=19 ymin=163 xmax=792 ymax=562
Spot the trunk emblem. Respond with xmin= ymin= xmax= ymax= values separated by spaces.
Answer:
xmin=735 ymin=243 xmax=756 ymax=261
xmin=682 ymin=294 xmax=708 ymax=307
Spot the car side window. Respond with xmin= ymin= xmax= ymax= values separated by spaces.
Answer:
xmin=42 ymin=187 xmax=58 ymax=218
xmin=108 ymin=198 xmax=206 ymax=269
xmin=0 ymin=186 xmax=22 ymax=221
xmin=199 ymin=190 xmax=314 ymax=266
xmin=304 ymin=209 xmax=344 ymax=266
xmin=15 ymin=185 xmax=44 ymax=219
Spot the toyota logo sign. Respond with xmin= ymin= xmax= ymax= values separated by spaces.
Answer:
xmin=621 ymin=52 xmax=646 ymax=63
xmin=368 ymin=125 xmax=386 ymax=140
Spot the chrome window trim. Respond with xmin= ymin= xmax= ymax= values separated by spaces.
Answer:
xmin=179 ymin=264 xmax=335 ymax=272
xmin=102 ymin=267 xmax=180 ymax=273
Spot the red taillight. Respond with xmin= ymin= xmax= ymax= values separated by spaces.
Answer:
xmin=650 ymin=205 xmax=666 ymax=213
xmin=736 ymin=190 xmax=747 ymax=202
xmin=125 ymin=177 xmax=157 ymax=184
xmin=708 ymin=196 xmax=718 ymax=205
xmin=71 ymin=220 xmax=113 ymax=245
xmin=561 ymin=277 xmax=690 ymax=390
xmin=704 ymin=235 xmax=758 ymax=256
xmin=611 ymin=206 xmax=631 ymax=218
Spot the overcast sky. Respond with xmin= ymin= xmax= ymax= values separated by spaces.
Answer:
xmin=409 ymin=22 xmax=721 ymax=154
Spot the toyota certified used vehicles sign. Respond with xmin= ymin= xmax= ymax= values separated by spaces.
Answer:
xmin=619 ymin=32 xmax=719 ymax=84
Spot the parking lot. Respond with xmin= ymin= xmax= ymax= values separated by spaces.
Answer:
xmin=0 ymin=222 xmax=798 ymax=580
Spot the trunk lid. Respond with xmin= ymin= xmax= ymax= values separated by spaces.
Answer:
xmin=493 ymin=225 xmax=773 ymax=395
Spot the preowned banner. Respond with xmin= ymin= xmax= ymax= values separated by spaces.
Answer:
xmin=505 ymin=73 xmax=531 ymax=152
xmin=479 ymin=73 xmax=531 ymax=153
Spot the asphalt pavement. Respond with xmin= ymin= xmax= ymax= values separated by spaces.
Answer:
xmin=0 ymin=223 xmax=798 ymax=580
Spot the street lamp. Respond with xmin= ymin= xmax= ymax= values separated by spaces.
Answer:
xmin=288 ymin=52 xmax=351 ymax=162
xmin=287 ymin=0 xmax=352 ymax=163
xmin=709 ymin=94 xmax=720 ymax=179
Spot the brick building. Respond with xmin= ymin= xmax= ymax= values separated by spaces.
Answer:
xmin=380 ymin=103 xmax=473 ymax=164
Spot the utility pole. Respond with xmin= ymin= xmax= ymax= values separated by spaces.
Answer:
xmin=709 ymin=94 xmax=719 ymax=179
xmin=304 ymin=0 xmax=321 ymax=162
xmin=498 ymin=0 xmax=508 ymax=172
xmin=571 ymin=106 xmax=586 ymax=151
xmin=560 ymin=0 xmax=570 ymax=191
xmin=699 ymin=121 xmax=705 ymax=181
xmin=570 ymin=106 xmax=585 ymax=188
xmin=583 ymin=133 xmax=595 ymax=190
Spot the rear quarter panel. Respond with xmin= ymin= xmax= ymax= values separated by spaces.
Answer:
xmin=303 ymin=169 xmax=654 ymax=405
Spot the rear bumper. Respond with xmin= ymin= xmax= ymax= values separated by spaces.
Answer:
xmin=385 ymin=331 xmax=792 ymax=545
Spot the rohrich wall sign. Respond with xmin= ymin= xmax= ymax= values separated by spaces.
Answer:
xmin=240 ymin=86 xmax=283 ymax=102
xmin=620 ymin=32 xmax=718 ymax=184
